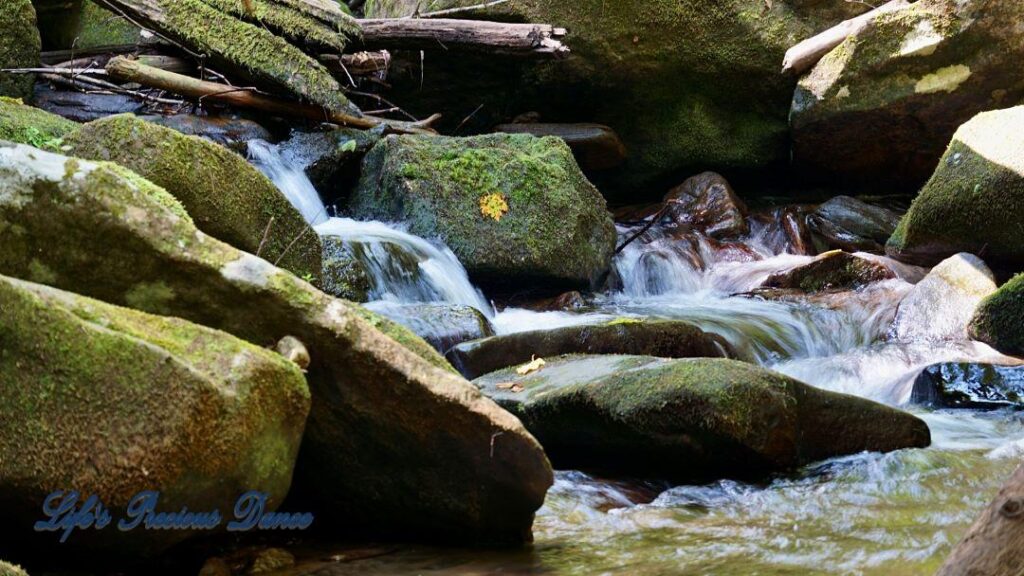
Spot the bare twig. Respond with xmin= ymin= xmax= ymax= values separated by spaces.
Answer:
xmin=257 ymin=216 xmax=276 ymax=257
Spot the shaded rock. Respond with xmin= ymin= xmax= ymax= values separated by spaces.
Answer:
xmin=515 ymin=290 xmax=586 ymax=312
xmin=64 ymin=114 xmax=323 ymax=283
xmin=350 ymin=133 xmax=617 ymax=290
xmin=247 ymin=548 xmax=295 ymax=574
xmin=321 ymin=235 xmax=371 ymax=302
xmin=366 ymin=302 xmax=496 ymax=354
xmin=891 ymin=253 xmax=996 ymax=342
xmin=791 ymin=0 xmax=1024 ymax=188
xmin=74 ymin=0 xmax=143 ymax=49
xmin=143 ymin=114 xmax=274 ymax=152
xmin=494 ymin=123 xmax=627 ymax=171
xmin=887 ymin=106 xmax=1024 ymax=268
xmin=278 ymin=127 xmax=385 ymax=202
xmin=0 ymin=0 xmax=40 ymax=100
xmin=448 ymin=319 xmax=733 ymax=380
xmin=912 ymin=362 xmax=1024 ymax=410
xmin=0 ymin=274 xmax=310 ymax=556
xmin=475 ymin=355 xmax=930 ymax=480
xmin=0 ymin=143 xmax=552 ymax=544
xmin=34 ymin=84 xmax=144 ymax=123
xmin=0 ymin=96 xmax=79 ymax=148
xmin=808 ymin=196 xmax=901 ymax=252
xmin=970 ymin=274 xmax=1024 ymax=358
xmin=663 ymin=172 xmax=749 ymax=239
xmin=762 ymin=250 xmax=895 ymax=293
xmin=32 ymin=0 xmax=84 ymax=49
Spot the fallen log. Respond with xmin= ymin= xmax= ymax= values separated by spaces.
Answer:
xmin=319 ymin=51 xmax=391 ymax=78
xmin=937 ymin=464 xmax=1024 ymax=576
xmin=782 ymin=0 xmax=913 ymax=76
xmin=105 ymin=56 xmax=439 ymax=134
xmin=358 ymin=18 xmax=569 ymax=57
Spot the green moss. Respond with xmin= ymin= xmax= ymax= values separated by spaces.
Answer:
xmin=75 ymin=1 xmax=142 ymax=49
xmin=198 ymin=0 xmax=358 ymax=52
xmin=970 ymin=273 xmax=1024 ymax=356
xmin=0 ymin=97 xmax=79 ymax=147
xmin=350 ymin=304 xmax=457 ymax=373
xmin=0 ymin=0 xmax=40 ymax=100
xmin=66 ymin=114 xmax=321 ymax=282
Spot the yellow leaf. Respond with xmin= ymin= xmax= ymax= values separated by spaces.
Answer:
xmin=516 ymin=355 xmax=546 ymax=376
xmin=479 ymin=193 xmax=509 ymax=222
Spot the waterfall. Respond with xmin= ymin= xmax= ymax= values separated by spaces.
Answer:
xmin=248 ymin=139 xmax=330 ymax=226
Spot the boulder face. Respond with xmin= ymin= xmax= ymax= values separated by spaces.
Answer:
xmin=890 ymin=253 xmax=996 ymax=342
xmin=912 ymin=362 xmax=1024 ymax=410
xmin=808 ymin=196 xmax=901 ymax=253
xmin=761 ymin=250 xmax=895 ymax=293
xmin=970 ymin=274 xmax=1024 ymax=358
xmin=65 ymin=114 xmax=323 ymax=283
xmin=663 ymin=172 xmax=749 ymax=239
xmin=350 ymin=133 xmax=617 ymax=290
xmin=0 ymin=142 xmax=553 ymax=544
xmin=0 ymin=97 xmax=79 ymax=147
xmin=475 ymin=355 xmax=931 ymax=480
xmin=792 ymin=0 xmax=1024 ymax=188
xmin=887 ymin=106 xmax=1024 ymax=269
xmin=448 ymin=319 xmax=734 ymax=380
xmin=0 ymin=0 xmax=40 ymax=101
xmin=367 ymin=302 xmax=495 ymax=354
xmin=365 ymin=0 xmax=869 ymax=196
xmin=0 ymin=274 xmax=310 ymax=556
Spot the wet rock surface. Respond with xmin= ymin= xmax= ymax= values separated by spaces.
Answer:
xmin=762 ymin=250 xmax=895 ymax=293
xmin=912 ymin=362 xmax=1024 ymax=409
xmin=367 ymin=302 xmax=496 ymax=354
xmin=808 ymin=196 xmax=901 ymax=253
xmin=891 ymin=253 xmax=997 ymax=342
xmin=663 ymin=172 xmax=749 ymax=239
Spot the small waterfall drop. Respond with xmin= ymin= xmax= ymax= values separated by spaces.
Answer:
xmin=248 ymin=139 xmax=330 ymax=226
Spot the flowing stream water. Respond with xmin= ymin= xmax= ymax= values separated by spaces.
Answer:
xmin=248 ymin=140 xmax=1024 ymax=575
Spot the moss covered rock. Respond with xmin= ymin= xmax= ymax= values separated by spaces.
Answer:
xmin=65 ymin=114 xmax=322 ymax=283
xmin=887 ymin=106 xmax=1024 ymax=268
xmin=0 ymin=142 xmax=552 ymax=544
xmin=762 ymin=250 xmax=895 ymax=293
xmin=0 ymin=561 xmax=28 ymax=576
xmin=366 ymin=0 xmax=870 ymax=195
xmin=351 ymin=133 xmax=617 ymax=289
xmin=475 ymin=355 xmax=930 ymax=480
xmin=970 ymin=274 xmax=1024 ymax=357
xmin=0 ymin=274 xmax=310 ymax=556
xmin=0 ymin=97 xmax=79 ymax=148
xmin=75 ymin=0 xmax=143 ymax=48
xmin=792 ymin=0 xmax=1024 ymax=188
xmin=448 ymin=318 xmax=734 ymax=379
xmin=0 ymin=0 xmax=40 ymax=101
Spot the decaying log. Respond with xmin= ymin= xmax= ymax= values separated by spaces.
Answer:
xmin=105 ymin=56 xmax=438 ymax=134
xmin=782 ymin=0 xmax=912 ymax=76
xmin=937 ymin=464 xmax=1024 ymax=576
xmin=494 ymin=123 xmax=627 ymax=171
xmin=319 ymin=51 xmax=391 ymax=78
xmin=358 ymin=18 xmax=569 ymax=57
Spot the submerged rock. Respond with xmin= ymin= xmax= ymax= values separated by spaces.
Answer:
xmin=762 ymin=250 xmax=895 ymax=293
xmin=475 ymin=355 xmax=930 ymax=480
xmin=0 ymin=0 xmax=40 ymax=100
xmin=808 ymin=196 xmax=901 ymax=253
xmin=887 ymin=106 xmax=1024 ymax=269
xmin=367 ymin=302 xmax=495 ymax=354
xmin=0 ymin=143 xmax=553 ymax=544
xmin=65 ymin=114 xmax=323 ymax=283
xmin=350 ymin=133 xmax=617 ymax=290
xmin=970 ymin=274 xmax=1024 ymax=358
xmin=912 ymin=362 xmax=1024 ymax=410
xmin=890 ymin=253 xmax=996 ymax=342
xmin=320 ymin=235 xmax=371 ymax=302
xmin=792 ymin=0 xmax=1024 ymax=188
xmin=0 ymin=274 xmax=310 ymax=556
xmin=663 ymin=172 xmax=749 ymax=239
xmin=449 ymin=319 xmax=733 ymax=379
xmin=0 ymin=96 xmax=79 ymax=147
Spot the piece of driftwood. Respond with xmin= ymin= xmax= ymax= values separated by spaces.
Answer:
xmin=494 ymin=123 xmax=627 ymax=170
xmin=782 ymin=0 xmax=912 ymax=75
xmin=358 ymin=18 xmax=569 ymax=57
xmin=937 ymin=464 xmax=1024 ymax=576
xmin=105 ymin=56 xmax=438 ymax=134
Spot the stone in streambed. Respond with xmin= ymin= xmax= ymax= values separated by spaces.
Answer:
xmin=350 ymin=133 xmax=617 ymax=290
xmin=366 ymin=302 xmax=495 ymax=354
xmin=662 ymin=172 xmax=748 ymax=239
xmin=0 ymin=274 xmax=310 ymax=556
xmin=912 ymin=362 xmax=1024 ymax=410
xmin=0 ymin=143 xmax=552 ymax=544
xmin=320 ymin=235 xmax=371 ymax=302
xmin=64 ymin=114 xmax=323 ymax=284
xmin=890 ymin=253 xmax=996 ymax=342
xmin=0 ymin=0 xmax=40 ymax=101
xmin=448 ymin=319 xmax=734 ymax=380
xmin=808 ymin=196 xmax=901 ymax=253
xmin=34 ymin=84 xmax=144 ymax=123
xmin=475 ymin=355 xmax=931 ymax=480
xmin=278 ymin=127 xmax=385 ymax=201
xmin=970 ymin=274 xmax=1024 ymax=358
xmin=761 ymin=250 xmax=895 ymax=293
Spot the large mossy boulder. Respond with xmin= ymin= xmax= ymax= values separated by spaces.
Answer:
xmin=365 ymin=0 xmax=868 ymax=197
xmin=0 ymin=1 xmax=41 ymax=101
xmin=448 ymin=319 xmax=734 ymax=379
xmin=0 ymin=274 xmax=310 ymax=557
xmin=970 ymin=274 xmax=1024 ymax=358
xmin=887 ymin=106 xmax=1024 ymax=268
xmin=0 ymin=142 xmax=553 ymax=544
xmin=0 ymin=97 xmax=79 ymax=147
xmin=475 ymin=355 xmax=931 ymax=480
xmin=792 ymin=0 xmax=1024 ymax=188
xmin=350 ymin=133 xmax=617 ymax=290
xmin=65 ymin=114 xmax=323 ymax=283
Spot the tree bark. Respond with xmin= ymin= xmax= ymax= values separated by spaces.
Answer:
xmin=358 ymin=18 xmax=569 ymax=57
xmin=782 ymin=0 xmax=912 ymax=76
xmin=937 ymin=464 xmax=1024 ymax=576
